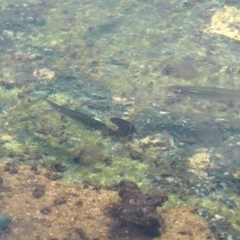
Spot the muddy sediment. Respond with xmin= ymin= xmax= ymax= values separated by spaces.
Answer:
xmin=0 ymin=163 xmax=215 ymax=240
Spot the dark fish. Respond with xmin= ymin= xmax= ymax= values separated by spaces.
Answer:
xmin=168 ymin=85 xmax=240 ymax=101
xmin=47 ymin=100 xmax=108 ymax=131
xmin=110 ymin=117 xmax=136 ymax=136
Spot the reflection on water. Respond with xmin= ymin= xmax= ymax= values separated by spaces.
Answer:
xmin=1 ymin=0 xmax=240 ymax=239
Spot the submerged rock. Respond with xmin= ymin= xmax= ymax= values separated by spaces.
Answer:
xmin=76 ymin=145 xmax=104 ymax=166
xmin=204 ymin=6 xmax=240 ymax=41
xmin=0 ymin=215 xmax=11 ymax=230
xmin=117 ymin=179 xmax=168 ymax=237
xmin=162 ymin=59 xmax=198 ymax=80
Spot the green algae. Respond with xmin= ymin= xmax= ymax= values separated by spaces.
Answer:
xmin=28 ymin=0 xmax=158 ymax=95
xmin=0 ymin=2 xmax=240 ymax=238
xmin=162 ymin=193 xmax=201 ymax=210
xmin=1 ymin=98 xmax=103 ymax=159
xmin=63 ymin=155 xmax=150 ymax=188
xmin=0 ymin=91 xmax=151 ymax=188
xmin=32 ymin=10 xmax=70 ymax=48
xmin=0 ymin=0 xmax=232 ymax=177
xmin=201 ymin=193 xmax=240 ymax=231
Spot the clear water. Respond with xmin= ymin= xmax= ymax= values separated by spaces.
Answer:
xmin=0 ymin=0 xmax=240 ymax=239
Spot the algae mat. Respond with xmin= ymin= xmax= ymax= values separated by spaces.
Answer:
xmin=205 ymin=6 xmax=240 ymax=41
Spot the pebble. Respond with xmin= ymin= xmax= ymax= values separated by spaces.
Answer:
xmin=0 ymin=215 xmax=11 ymax=230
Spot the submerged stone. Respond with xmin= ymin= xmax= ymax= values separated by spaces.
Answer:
xmin=162 ymin=59 xmax=198 ymax=80
xmin=117 ymin=179 xmax=168 ymax=237
xmin=204 ymin=6 xmax=240 ymax=41
xmin=76 ymin=145 xmax=104 ymax=166
xmin=0 ymin=215 xmax=11 ymax=230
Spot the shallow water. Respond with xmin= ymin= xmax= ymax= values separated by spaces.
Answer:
xmin=0 ymin=0 xmax=240 ymax=239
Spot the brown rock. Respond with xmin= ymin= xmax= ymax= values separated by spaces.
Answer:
xmin=160 ymin=208 xmax=216 ymax=240
xmin=117 ymin=179 xmax=168 ymax=237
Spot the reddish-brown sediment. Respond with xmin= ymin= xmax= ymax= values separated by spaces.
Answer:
xmin=160 ymin=208 xmax=216 ymax=240
xmin=0 ymin=163 xmax=215 ymax=240
xmin=0 ymin=163 xmax=116 ymax=239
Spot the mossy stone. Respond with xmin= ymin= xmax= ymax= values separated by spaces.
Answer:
xmin=77 ymin=145 xmax=104 ymax=166
xmin=0 ymin=215 xmax=11 ymax=230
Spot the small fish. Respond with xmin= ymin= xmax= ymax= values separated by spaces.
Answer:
xmin=47 ymin=100 xmax=109 ymax=131
xmin=168 ymin=85 xmax=240 ymax=101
